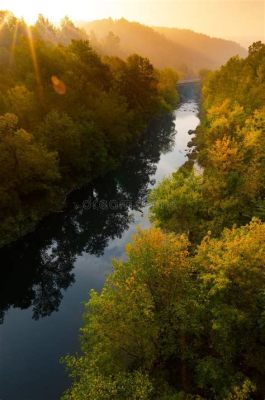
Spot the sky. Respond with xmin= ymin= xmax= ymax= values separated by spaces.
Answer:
xmin=1 ymin=0 xmax=264 ymax=47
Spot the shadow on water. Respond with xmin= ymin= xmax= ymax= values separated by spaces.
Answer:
xmin=0 ymin=113 xmax=176 ymax=324
xmin=178 ymin=81 xmax=201 ymax=104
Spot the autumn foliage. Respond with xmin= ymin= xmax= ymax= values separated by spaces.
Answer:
xmin=63 ymin=42 xmax=265 ymax=399
xmin=63 ymin=221 xmax=265 ymax=399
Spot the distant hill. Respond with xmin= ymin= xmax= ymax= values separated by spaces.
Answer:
xmin=154 ymin=26 xmax=248 ymax=69
xmin=80 ymin=18 xmax=247 ymax=76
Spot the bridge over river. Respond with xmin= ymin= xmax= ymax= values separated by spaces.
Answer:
xmin=178 ymin=78 xmax=201 ymax=85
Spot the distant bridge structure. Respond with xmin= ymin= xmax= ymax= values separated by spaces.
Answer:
xmin=177 ymin=78 xmax=201 ymax=85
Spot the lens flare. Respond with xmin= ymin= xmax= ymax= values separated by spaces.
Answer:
xmin=51 ymin=75 xmax=67 ymax=95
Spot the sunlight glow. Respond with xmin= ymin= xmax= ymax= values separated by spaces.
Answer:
xmin=10 ymin=20 xmax=18 ymax=63
xmin=1 ymin=0 xmax=264 ymax=46
xmin=0 ymin=12 xmax=8 ymax=30
xmin=0 ymin=0 xmax=108 ymax=24
xmin=25 ymin=24 xmax=43 ymax=99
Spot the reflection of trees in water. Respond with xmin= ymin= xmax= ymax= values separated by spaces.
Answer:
xmin=0 ymin=237 xmax=76 ymax=324
xmin=178 ymin=82 xmax=201 ymax=104
xmin=0 ymin=113 xmax=175 ymax=323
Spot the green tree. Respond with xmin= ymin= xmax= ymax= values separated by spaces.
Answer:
xmin=149 ymin=168 xmax=207 ymax=243
xmin=157 ymin=68 xmax=179 ymax=111
xmin=37 ymin=111 xmax=82 ymax=179
xmin=194 ymin=219 xmax=265 ymax=398
xmin=62 ymin=228 xmax=200 ymax=399
xmin=63 ymin=220 xmax=265 ymax=399
xmin=0 ymin=113 xmax=60 ymax=245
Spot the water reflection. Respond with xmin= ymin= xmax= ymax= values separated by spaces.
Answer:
xmin=0 ymin=114 xmax=176 ymax=324
xmin=178 ymin=81 xmax=201 ymax=104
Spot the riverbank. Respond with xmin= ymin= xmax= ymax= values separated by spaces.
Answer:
xmin=0 ymin=108 xmax=175 ymax=249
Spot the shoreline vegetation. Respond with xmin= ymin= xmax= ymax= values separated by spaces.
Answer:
xmin=63 ymin=42 xmax=265 ymax=399
xmin=0 ymin=11 xmax=179 ymax=248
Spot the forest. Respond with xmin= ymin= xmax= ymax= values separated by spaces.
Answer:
xmin=150 ymin=41 xmax=265 ymax=242
xmin=0 ymin=11 xmax=178 ymax=247
xmin=1 ymin=3 xmax=265 ymax=400
xmin=62 ymin=43 xmax=265 ymax=399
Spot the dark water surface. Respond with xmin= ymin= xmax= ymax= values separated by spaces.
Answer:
xmin=0 ymin=83 xmax=200 ymax=400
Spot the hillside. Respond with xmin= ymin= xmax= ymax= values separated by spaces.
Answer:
xmin=81 ymin=18 xmax=247 ymax=76
xmin=154 ymin=26 xmax=248 ymax=69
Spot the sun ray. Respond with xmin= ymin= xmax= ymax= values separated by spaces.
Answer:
xmin=10 ymin=20 xmax=19 ymax=64
xmin=0 ymin=12 xmax=8 ymax=31
xmin=25 ymin=24 xmax=43 ymax=101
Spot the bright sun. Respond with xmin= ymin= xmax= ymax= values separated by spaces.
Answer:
xmin=0 ymin=0 xmax=105 ymax=24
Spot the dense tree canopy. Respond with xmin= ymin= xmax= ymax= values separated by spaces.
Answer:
xmin=0 ymin=11 xmax=179 ymax=246
xmin=63 ymin=220 xmax=265 ymax=399
xmin=150 ymin=42 xmax=265 ymax=241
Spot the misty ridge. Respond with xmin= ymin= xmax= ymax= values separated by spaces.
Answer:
xmin=81 ymin=18 xmax=247 ymax=76
xmin=33 ymin=15 xmax=247 ymax=77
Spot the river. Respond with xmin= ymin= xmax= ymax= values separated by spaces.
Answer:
xmin=0 ymin=82 xmax=200 ymax=400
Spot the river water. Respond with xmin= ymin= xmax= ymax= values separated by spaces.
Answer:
xmin=0 ymin=82 xmax=200 ymax=400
